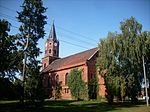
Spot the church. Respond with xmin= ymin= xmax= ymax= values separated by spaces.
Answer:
xmin=41 ymin=22 xmax=105 ymax=99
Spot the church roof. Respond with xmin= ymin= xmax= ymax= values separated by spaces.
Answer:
xmin=41 ymin=47 xmax=98 ymax=73
xmin=48 ymin=21 xmax=57 ymax=40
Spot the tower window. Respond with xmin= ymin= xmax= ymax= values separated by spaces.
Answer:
xmin=54 ymin=50 xmax=56 ymax=55
xmin=49 ymin=49 xmax=51 ymax=53
xmin=44 ymin=63 xmax=46 ymax=68
xmin=49 ymin=43 xmax=51 ymax=45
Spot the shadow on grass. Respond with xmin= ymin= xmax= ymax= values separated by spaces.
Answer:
xmin=0 ymin=100 xmax=148 ymax=112
xmin=42 ymin=100 xmax=114 ymax=112
xmin=42 ymin=100 xmax=147 ymax=112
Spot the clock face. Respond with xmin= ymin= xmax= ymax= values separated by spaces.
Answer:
xmin=54 ymin=42 xmax=57 ymax=46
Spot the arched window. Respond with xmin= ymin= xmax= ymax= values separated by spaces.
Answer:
xmin=44 ymin=63 xmax=46 ymax=68
xmin=65 ymin=73 xmax=69 ymax=85
xmin=48 ymin=76 xmax=51 ymax=87
xmin=49 ymin=49 xmax=51 ymax=53
xmin=56 ymin=74 xmax=59 ymax=85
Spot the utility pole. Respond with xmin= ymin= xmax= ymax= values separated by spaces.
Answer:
xmin=142 ymin=56 xmax=149 ymax=107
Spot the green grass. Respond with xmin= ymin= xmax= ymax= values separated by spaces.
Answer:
xmin=0 ymin=100 xmax=150 ymax=112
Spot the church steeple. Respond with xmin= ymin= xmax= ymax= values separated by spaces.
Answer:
xmin=42 ymin=20 xmax=59 ymax=69
xmin=49 ymin=20 xmax=57 ymax=41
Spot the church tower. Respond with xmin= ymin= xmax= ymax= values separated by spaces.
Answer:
xmin=42 ymin=21 xmax=59 ymax=69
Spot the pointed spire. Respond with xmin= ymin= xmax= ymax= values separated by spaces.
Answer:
xmin=49 ymin=19 xmax=57 ymax=40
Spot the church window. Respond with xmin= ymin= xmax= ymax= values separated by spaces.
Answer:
xmin=65 ymin=73 xmax=69 ymax=85
xmin=67 ymin=88 xmax=69 ymax=93
xmin=49 ymin=42 xmax=51 ymax=45
xmin=48 ymin=76 xmax=51 ymax=87
xmin=44 ymin=63 xmax=46 ymax=68
xmin=56 ymin=74 xmax=59 ymax=85
xmin=64 ymin=88 xmax=69 ymax=93
xmin=49 ymin=49 xmax=51 ymax=53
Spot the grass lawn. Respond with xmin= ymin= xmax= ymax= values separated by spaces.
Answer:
xmin=0 ymin=100 xmax=150 ymax=112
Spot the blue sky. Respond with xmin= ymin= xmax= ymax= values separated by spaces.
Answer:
xmin=0 ymin=0 xmax=150 ymax=61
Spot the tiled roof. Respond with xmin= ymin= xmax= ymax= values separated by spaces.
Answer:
xmin=42 ymin=47 xmax=98 ymax=73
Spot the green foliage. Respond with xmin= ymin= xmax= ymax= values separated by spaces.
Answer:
xmin=25 ymin=66 xmax=44 ymax=102
xmin=17 ymin=0 xmax=47 ymax=104
xmin=68 ymin=68 xmax=87 ymax=100
xmin=13 ymin=79 xmax=23 ymax=100
xmin=54 ymin=83 xmax=62 ymax=99
xmin=97 ymin=17 xmax=150 ymax=104
xmin=120 ymin=76 xmax=126 ymax=101
xmin=88 ymin=78 xmax=97 ymax=99
xmin=0 ymin=19 xmax=20 ymax=80
xmin=17 ymin=0 xmax=47 ymax=67
xmin=88 ymin=67 xmax=99 ymax=100
xmin=0 ymin=78 xmax=14 ymax=99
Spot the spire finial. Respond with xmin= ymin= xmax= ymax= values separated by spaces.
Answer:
xmin=52 ymin=17 xmax=54 ymax=24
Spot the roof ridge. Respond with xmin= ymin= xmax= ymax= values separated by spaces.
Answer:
xmin=60 ymin=47 xmax=97 ymax=60
xmin=50 ymin=47 xmax=98 ymax=64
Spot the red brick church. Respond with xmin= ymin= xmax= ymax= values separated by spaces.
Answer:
xmin=41 ymin=22 xmax=105 ymax=99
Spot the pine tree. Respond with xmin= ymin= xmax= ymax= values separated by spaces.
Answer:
xmin=0 ymin=19 xmax=19 ymax=80
xmin=17 ymin=0 xmax=47 ymax=104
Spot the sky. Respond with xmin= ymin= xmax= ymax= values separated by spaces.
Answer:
xmin=0 ymin=0 xmax=150 ymax=61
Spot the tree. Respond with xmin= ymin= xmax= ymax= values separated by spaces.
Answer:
xmin=68 ymin=68 xmax=87 ymax=100
xmin=88 ymin=75 xmax=98 ymax=100
xmin=97 ymin=32 xmax=121 ymax=104
xmin=0 ymin=19 xmax=19 ymax=80
xmin=97 ymin=17 xmax=150 ymax=104
xmin=24 ymin=65 xmax=44 ymax=103
xmin=54 ymin=82 xmax=62 ymax=99
xmin=17 ymin=0 xmax=47 ymax=104
xmin=120 ymin=76 xmax=126 ymax=102
xmin=135 ymin=31 xmax=150 ymax=103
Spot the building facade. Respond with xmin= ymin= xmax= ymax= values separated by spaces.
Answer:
xmin=41 ymin=22 xmax=105 ymax=99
